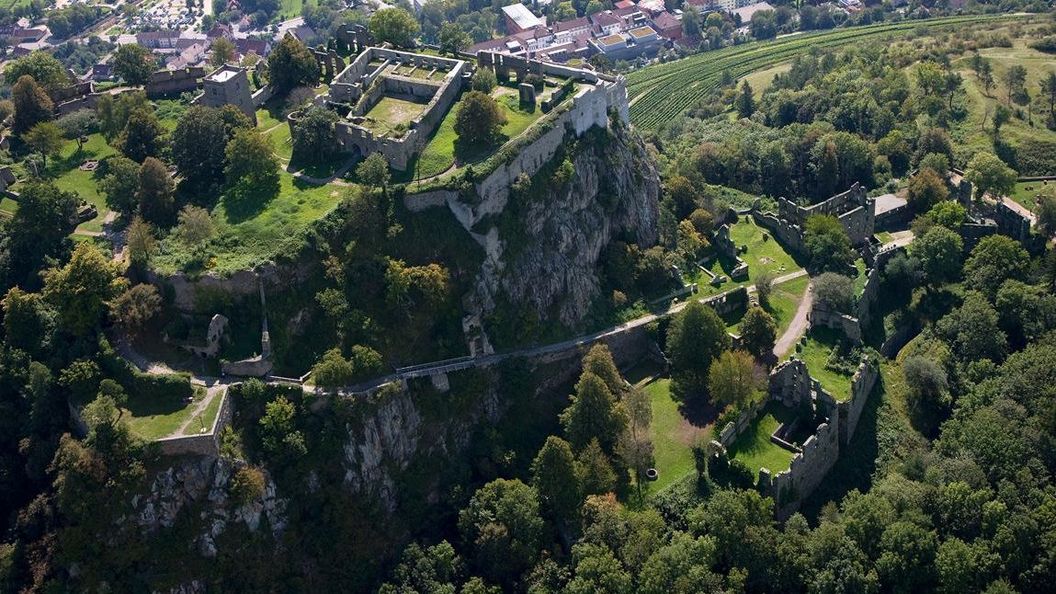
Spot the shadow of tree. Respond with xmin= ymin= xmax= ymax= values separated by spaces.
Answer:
xmin=220 ymin=177 xmax=281 ymax=223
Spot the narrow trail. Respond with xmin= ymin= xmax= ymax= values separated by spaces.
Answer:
xmin=773 ymin=281 xmax=813 ymax=359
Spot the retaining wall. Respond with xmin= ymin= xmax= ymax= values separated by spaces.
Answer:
xmin=156 ymin=388 xmax=234 ymax=457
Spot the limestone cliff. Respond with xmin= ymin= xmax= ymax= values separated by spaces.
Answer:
xmin=466 ymin=122 xmax=660 ymax=328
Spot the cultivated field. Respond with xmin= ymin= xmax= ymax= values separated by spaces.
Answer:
xmin=627 ymin=14 xmax=1026 ymax=130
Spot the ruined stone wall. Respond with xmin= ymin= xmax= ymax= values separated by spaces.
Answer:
xmin=775 ymin=183 xmax=874 ymax=245
xmin=808 ymin=303 xmax=862 ymax=344
xmin=146 ymin=67 xmax=205 ymax=98
xmin=148 ymin=261 xmax=309 ymax=313
xmin=717 ymin=398 xmax=766 ymax=448
xmin=768 ymin=359 xmax=815 ymax=408
xmin=760 ymin=417 xmax=841 ymax=518
xmin=752 ymin=211 xmax=806 ymax=255
xmin=839 ymin=357 xmax=877 ymax=444
xmin=156 ymin=389 xmax=234 ymax=457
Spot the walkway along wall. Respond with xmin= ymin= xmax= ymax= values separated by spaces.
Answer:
xmin=156 ymin=388 xmax=234 ymax=457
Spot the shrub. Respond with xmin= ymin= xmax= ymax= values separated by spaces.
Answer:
xmin=229 ymin=466 xmax=266 ymax=505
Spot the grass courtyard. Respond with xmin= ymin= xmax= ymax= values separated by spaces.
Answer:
xmin=726 ymin=402 xmax=797 ymax=478
xmin=641 ymin=376 xmax=713 ymax=493
xmin=411 ymin=82 xmax=560 ymax=179
xmin=123 ymin=385 xmax=223 ymax=441
xmin=796 ymin=327 xmax=856 ymax=401
xmin=361 ymin=96 xmax=427 ymax=137
xmin=44 ymin=133 xmax=117 ymax=235
xmin=1009 ymin=180 xmax=1055 ymax=211
xmin=691 ymin=216 xmax=803 ymax=296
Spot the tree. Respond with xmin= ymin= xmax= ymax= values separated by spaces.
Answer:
xmin=813 ymin=272 xmax=854 ymax=313
xmin=311 ymin=346 xmax=383 ymax=388
xmin=267 ymin=35 xmax=320 ymax=94
xmin=125 ymin=216 xmax=156 ymax=266
xmin=617 ymin=385 xmax=652 ymax=500
xmin=936 ymin=291 xmax=1006 ymax=362
xmin=754 ymin=270 xmax=775 ymax=309
xmin=902 ymin=355 xmax=949 ymax=431
xmin=24 ymin=121 xmax=63 ymax=169
xmin=96 ymin=91 xmax=151 ymax=140
xmin=682 ymin=5 xmax=701 ymax=38
xmin=174 ymin=205 xmax=215 ymax=246
xmin=108 ymin=283 xmax=162 ymax=336
xmin=1 ymin=180 xmax=78 ymax=288
xmin=229 ymin=466 xmax=266 ymax=505
xmin=912 ymin=226 xmax=963 ymax=289
xmin=112 ymin=44 xmax=156 ymax=85
xmin=259 ymin=396 xmax=307 ymax=459
xmin=4 ymin=52 xmax=68 ymax=93
xmin=918 ymin=152 xmax=951 ymax=177
xmin=906 ymin=168 xmax=949 ymax=212
xmin=116 ymin=107 xmax=165 ymax=162
xmin=965 ymin=152 xmax=1016 ymax=202
xmin=458 ymin=479 xmax=545 ymax=585
xmin=666 ymin=300 xmax=731 ymax=399
xmin=963 ymin=234 xmax=1029 ymax=298
xmin=735 ymin=80 xmax=755 ymax=118
xmin=41 ymin=242 xmax=125 ymax=336
xmin=455 ymin=91 xmax=506 ymax=148
xmin=171 ymin=105 xmax=252 ymax=192
xmin=804 ymin=214 xmax=856 ymax=273
xmin=369 ymin=8 xmax=420 ymax=48
xmin=978 ymin=59 xmax=995 ymax=96
xmin=438 ymin=22 xmax=470 ymax=56
xmin=707 ymin=350 xmax=761 ymax=411
xmin=12 ymin=75 xmax=53 ymax=134
xmin=356 ymin=153 xmax=390 ymax=194
xmin=137 ymin=157 xmax=175 ymax=225
xmin=1001 ymin=64 xmax=1027 ymax=104
xmin=291 ymin=106 xmax=338 ymax=164
xmin=225 ymin=128 xmax=280 ymax=201
xmin=471 ymin=67 xmax=497 ymax=94
xmin=531 ymin=436 xmax=582 ymax=524
xmin=210 ymin=37 xmax=236 ymax=67
xmin=560 ymin=371 xmax=627 ymax=453
xmin=2 ymin=287 xmax=55 ymax=357
xmin=991 ymin=104 xmax=1011 ymax=139
xmin=1040 ymin=71 xmax=1056 ymax=125
xmin=577 ymin=439 xmax=617 ymax=496
xmin=738 ymin=306 xmax=777 ymax=360
xmin=98 ymin=156 xmax=141 ymax=214
xmin=1035 ymin=189 xmax=1056 ymax=236
xmin=749 ymin=10 xmax=777 ymax=40
xmin=57 ymin=109 xmax=98 ymax=152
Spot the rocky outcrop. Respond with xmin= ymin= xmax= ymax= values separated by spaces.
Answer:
xmin=341 ymin=379 xmax=502 ymax=513
xmin=462 ymin=123 xmax=660 ymax=327
xmin=130 ymin=457 xmax=287 ymax=558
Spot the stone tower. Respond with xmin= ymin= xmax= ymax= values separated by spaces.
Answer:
xmin=201 ymin=64 xmax=256 ymax=124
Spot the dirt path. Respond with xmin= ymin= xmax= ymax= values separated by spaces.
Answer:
xmin=175 ymin=384 xmax=227 ymax=437
xmin=772 ymin=279 xmax=813 ymax=359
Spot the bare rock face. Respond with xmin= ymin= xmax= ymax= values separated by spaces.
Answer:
xmin=341 ymin=381 xmax=501 ymax=513
xmin=130 ymin=457 xmax=287 ymax=558
xmin=468 ymin=123 xmax=660 ymax=328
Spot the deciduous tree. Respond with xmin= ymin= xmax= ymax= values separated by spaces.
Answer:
xmin=41 ymin=242 xmax=125 ymax=336
xmin=24 ymin=121 xmax=63 ymax=168
xmin=707 ymin=350 xmax=762 ymax=410
xmin=137 ymin=157 xmax=174 ymax=225
xmin=267 ymin=35 xmax=320 ymax=95
xmin=666 ymin=300 xmax=731 ymax=399
xmin=454 ymin=91 xmax=506 ymax=147
xmin=804 ymin=214 xmax=855 ymax=273
xmin=738 ymin=306 xmax=777 ymax=359
xmin=112 ymin=44 xmax=156 ymax=85
xmin=369 ymin=8 xmax=420 ymax=48
xmin=531 ymin=436 xmax=582 ymax=524
xmin=12 ymin=75 xmax=53 ymax=134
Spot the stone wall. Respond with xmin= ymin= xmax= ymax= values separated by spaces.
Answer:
xmin=775 ymin=183 xmax=875 ymax=245
xmin=752 ymin=211 xmax=805 ymax=255
xmin=146 ymin=67 xmax=205 ymax=98
xmin=808 ymin=303 xmax=862 ymax=344
xmin=156 ymin=388 xmax=234 ymax=457
xmin=717 ymin=398 xmax=766 ymax=448
xmin=147 ymin=262 xmax=309 ymax=313
xmin=712 ymin=223 xmax=749 ymax=281
xmin=759 ymin=417 xmax=841 ymax=517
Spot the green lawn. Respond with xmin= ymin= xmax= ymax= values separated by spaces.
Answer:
xmin=951 ymin=40 xmax=1056 ymax=173
xmin=46 ymin=133 xmax=116 ymax=234
xmin=740 ymin=62 xmax=791 ymax=96
xmin=874 ymin=231 xmax=894 ymax=243
xmin=268 ymin=124 xmax=295 ymax=160
xmin=124 ymin=386 xmax=208 ymax=441
xmin=412 ymin=84 xmax=550 ymax=178
xmin=853 ymin=258 xmax=868 ymax=297
xmin=1009 ymin=180 xmax=1055 ymax=211
xmin=152 ymin=173 xmax=345 ymax=274
xmin=643 ymin=377 xmax=712 ymax=493
xmin=0 ymin=196 xmax=17 ymax=218
xmin=765 ymin=274 xmax=809 ymax=337
xmin=256 ymin=107 xmax=285 ymax=131
xmin=362 ymin=96 xmax=427 ymax=137
xmin=797 ymin=327 xmax=855 ymax=401
xmin=727 ymin=402 xmax=796 ymax=477
xmin=693 ymin=216 xmax=802 ymax=295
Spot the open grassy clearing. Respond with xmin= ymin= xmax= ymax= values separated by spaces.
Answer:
xmin=690 ymin=216 xmax=803 ymax=295
xmin=727 ymin=402 xmax=796 ymax=477
xmin=853 ymin=258 xmax=868 ymax=297
xmin=797 ymin=327 xmax=855 ymax=401
xmin=410 ymin=83 xmax=558 ymax=179
xmin=152 ymin=172 xmax=345 ymax=274
xmin=642 ymin=377 xmax=713 ymax=493
xmin=950 ymin=39 xmax=1056 ymax=172
xmin=123 ymin=386 xmax=217 ymax=441
xmin=1009 ymin=179 xmax=1055 ymax=211
xmin=362 ymin=96 xmax=428 ymax=137
xmin=45 ymin=133 xmax=116 ymax=234
xmin=765 ymin=274 xmax=810 ymax=337
xmin=739 ymin=62 xmax=792 ymax=95
xmin=627 ymin=14 xmax=1026 ymax=130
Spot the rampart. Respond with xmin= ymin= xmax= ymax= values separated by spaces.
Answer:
xmin=146 ymin=67 xmax=206 ymax=98
xmin=156 ymin=388 xmax=234 ymax=457
xmin=737 ymin=354 xmax=878 ymax=518
xmin=772 ymin=183 xmax=875 ymax=246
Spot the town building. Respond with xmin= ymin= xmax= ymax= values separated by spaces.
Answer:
xmin=502 ymin=3 xmax=546 ymax=34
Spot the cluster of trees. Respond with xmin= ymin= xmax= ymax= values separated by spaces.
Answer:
xmin=46 ymin=3 xmax=104 ymax=39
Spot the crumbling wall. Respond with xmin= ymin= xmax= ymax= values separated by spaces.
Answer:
xmin=156 ymin=389 xmax=234 ymax=457
xmin=759 ymin=417 xmax=841 ymax=518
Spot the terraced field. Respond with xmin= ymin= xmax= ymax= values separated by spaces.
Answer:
xmin=627 ymin=14 xmax=1025 ymax=130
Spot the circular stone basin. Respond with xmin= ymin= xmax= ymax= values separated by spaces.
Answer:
xmin=645 ymin=468 xmax=659 ymax=481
